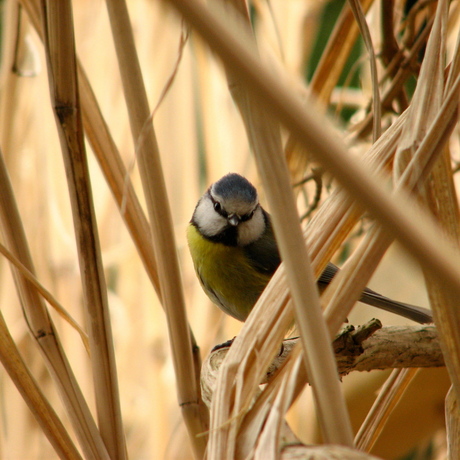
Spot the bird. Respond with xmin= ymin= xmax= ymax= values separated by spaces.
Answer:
xmin=187 ymin=173 xmax=433 ymax=324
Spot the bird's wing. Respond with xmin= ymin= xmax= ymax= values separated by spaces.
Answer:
xmin=317 ymin=262 xmax=339 ymax=292
xmin=244 ymin=211 xmax=281 ymax=276
xmin=317 ymin=262 xmax=432 ymax=323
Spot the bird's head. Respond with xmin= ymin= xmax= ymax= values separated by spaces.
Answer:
xmin=192 ymin=173 xmax=266 ymax=246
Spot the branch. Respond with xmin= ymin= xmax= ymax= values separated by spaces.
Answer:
xmin=202 ymin=321 xmax=442 ymax=406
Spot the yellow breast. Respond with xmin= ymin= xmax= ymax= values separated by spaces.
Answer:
xmin=186 ymin=224 xmax=270 ymax=321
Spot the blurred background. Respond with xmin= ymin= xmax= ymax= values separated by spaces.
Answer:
xmin=0 ymin=0 xmax=455 ymax=458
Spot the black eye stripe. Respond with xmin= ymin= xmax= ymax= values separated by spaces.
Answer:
xmin=240 ymin=210 xmax=254 ymax=222
xmin=211 ymin=196 xmax=228 ymax=218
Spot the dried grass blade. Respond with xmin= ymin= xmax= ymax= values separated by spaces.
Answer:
xmin=215 ymin=0 xmax=353 ymax=448
xmin=166 ymin=0 xmax=460 ymax=302
xmin=446 ymin=387 xmax=460 ymax=459
xmin=210 ymin=288 xmax=294 ymax=457
xmin=286 ymin=0 xmax=375 ymax=181
xmin=310 ymin=0 xmax=374 ymax=105
xmin=422 ymin=147 xmax=460 ymax=397
xmin=77 ymin=64 xmax=161 ymax=294
xmin=355 ymin=17 xmax=434 ymax=138
xmin=397 ymin=74 xmax=460 ymax=191
xmin=355 ymin=368 xmax=419 ymax=451
xmin=0 ymin=146 xmax=109 ymax=458
xmin=253 ymin=356 xmax=302 ymax=460
xmin=104 ymin=1 xmax=208 ymax=457
xmin=237 ymin=345 xmax=305 ymax=458
xmin=393 ymin=0 xmax=460 ymax=404
xmin=40 ymin=1 xmax=126 ymax=458
xmin=0 ymin=241 xmax=89 ymax=353
xmin=251 ymin=96 xmax=445 ymax=437
xmin=347 ymin=0 xmax=381 ymax=140
xmin=0 ymin=309 xmax=83 ymax=459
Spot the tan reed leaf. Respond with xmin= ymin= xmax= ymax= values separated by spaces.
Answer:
xmin=78 ymin=64 xmax=161 ymax=295
xmin=207 ymin=1 xmax=353 ymax=452
xmin=164 ymin=3 xmax=460 ymax=459
xmin=104 ymin=1 xmax=208 ymax=458
xmin=310 ymin=0 xmax=375 ymax=106
xmin=0 ymin=307 xmax=83 ymax=459
xmin=0 ymin=144 xmax=109 ymax=458
xmin=166 ymin=0 xmax=460 ymax=306
xmin=347 ymin=0 xmax=381 ymax=141
xmin=0 ymin=240 xmax=89 ymax=353
xmin=446 ymin=387 xmax=460 ymax=459
xmin=285 ymin=0 xmax=375 ymax=184
xmin=355 ymin=368 xmax=419 ymax=451
xmin=392 ymin=0 xmax=460 ymax=408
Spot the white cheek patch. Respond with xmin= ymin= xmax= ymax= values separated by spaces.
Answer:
xmin=237 ymin=207 xmax=265 ymax=246
xmin=194 ymin=196 xmax=227 ymax=237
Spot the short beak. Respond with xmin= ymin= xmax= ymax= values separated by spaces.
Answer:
xmin=227 ymin=214 xmax=240 ymax=226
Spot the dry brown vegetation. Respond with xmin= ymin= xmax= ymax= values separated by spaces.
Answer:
xmin=0 ymin=0 xmax=458 ymax=458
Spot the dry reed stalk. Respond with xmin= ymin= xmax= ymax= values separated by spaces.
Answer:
xmin=78 ymin=66 xmax=161 ymax=294
xmin=213 ymin=0 xmax=354 ymax=450
xmin=166 ymin=0 xmax=460 ymax=301
xmin=0 ymin=240 xmax=89 ymax=352
xmin=103 ymin=1 xmax=208 ymax=458
xmin=0 ymin=305 xmax=82 ymax=459
xmin=446 ymin=387 xmax=460 ymax=459
xmin=0 ymin=2 xmax=31 ymax=159
xmin=355 ymin=16 xmax=434 ymax=138
xmin=165 ymin=2 xmax=460 ymax=458
xmin=393 ymin=0 xmax=460 ymax=409
xmin=310 ymin=0 xmax=374 ymax=105
xmin=76 ymin=67 xmax=213 ymax=387
xmin=0 ymin=2 xmax=114 ymax=459
xmin=0 ymin=142 xmax=109 ymax=458
xmin=79 ymin=50 xmax=202 ymax=379
xmin=423 ymin=148 xmax=460 ymax=397
xmin=0 ymin=0 xmax=457 ymax=457
xmin=286 ymin=0 xmax=374 ymax=183
xmin=40 ymin=1 xmax=126 ymax=458
xmin=347 ymin=0 xmax=381 ymax=141
xmin=303 ymin=1 xmax=458 ymax=449
xmin=355 ymin=368 xmax=419 ymax=451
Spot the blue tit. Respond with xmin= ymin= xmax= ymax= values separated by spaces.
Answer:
xmin=187 ymin=173 xmax=432 ymax=324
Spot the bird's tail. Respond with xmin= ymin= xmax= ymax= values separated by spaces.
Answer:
xmin=360 ymin=287 xmax=433 ymax=324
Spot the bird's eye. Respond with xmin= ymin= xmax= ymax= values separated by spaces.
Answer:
xmin=213 ymin=201 xmax=221 ymax=212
